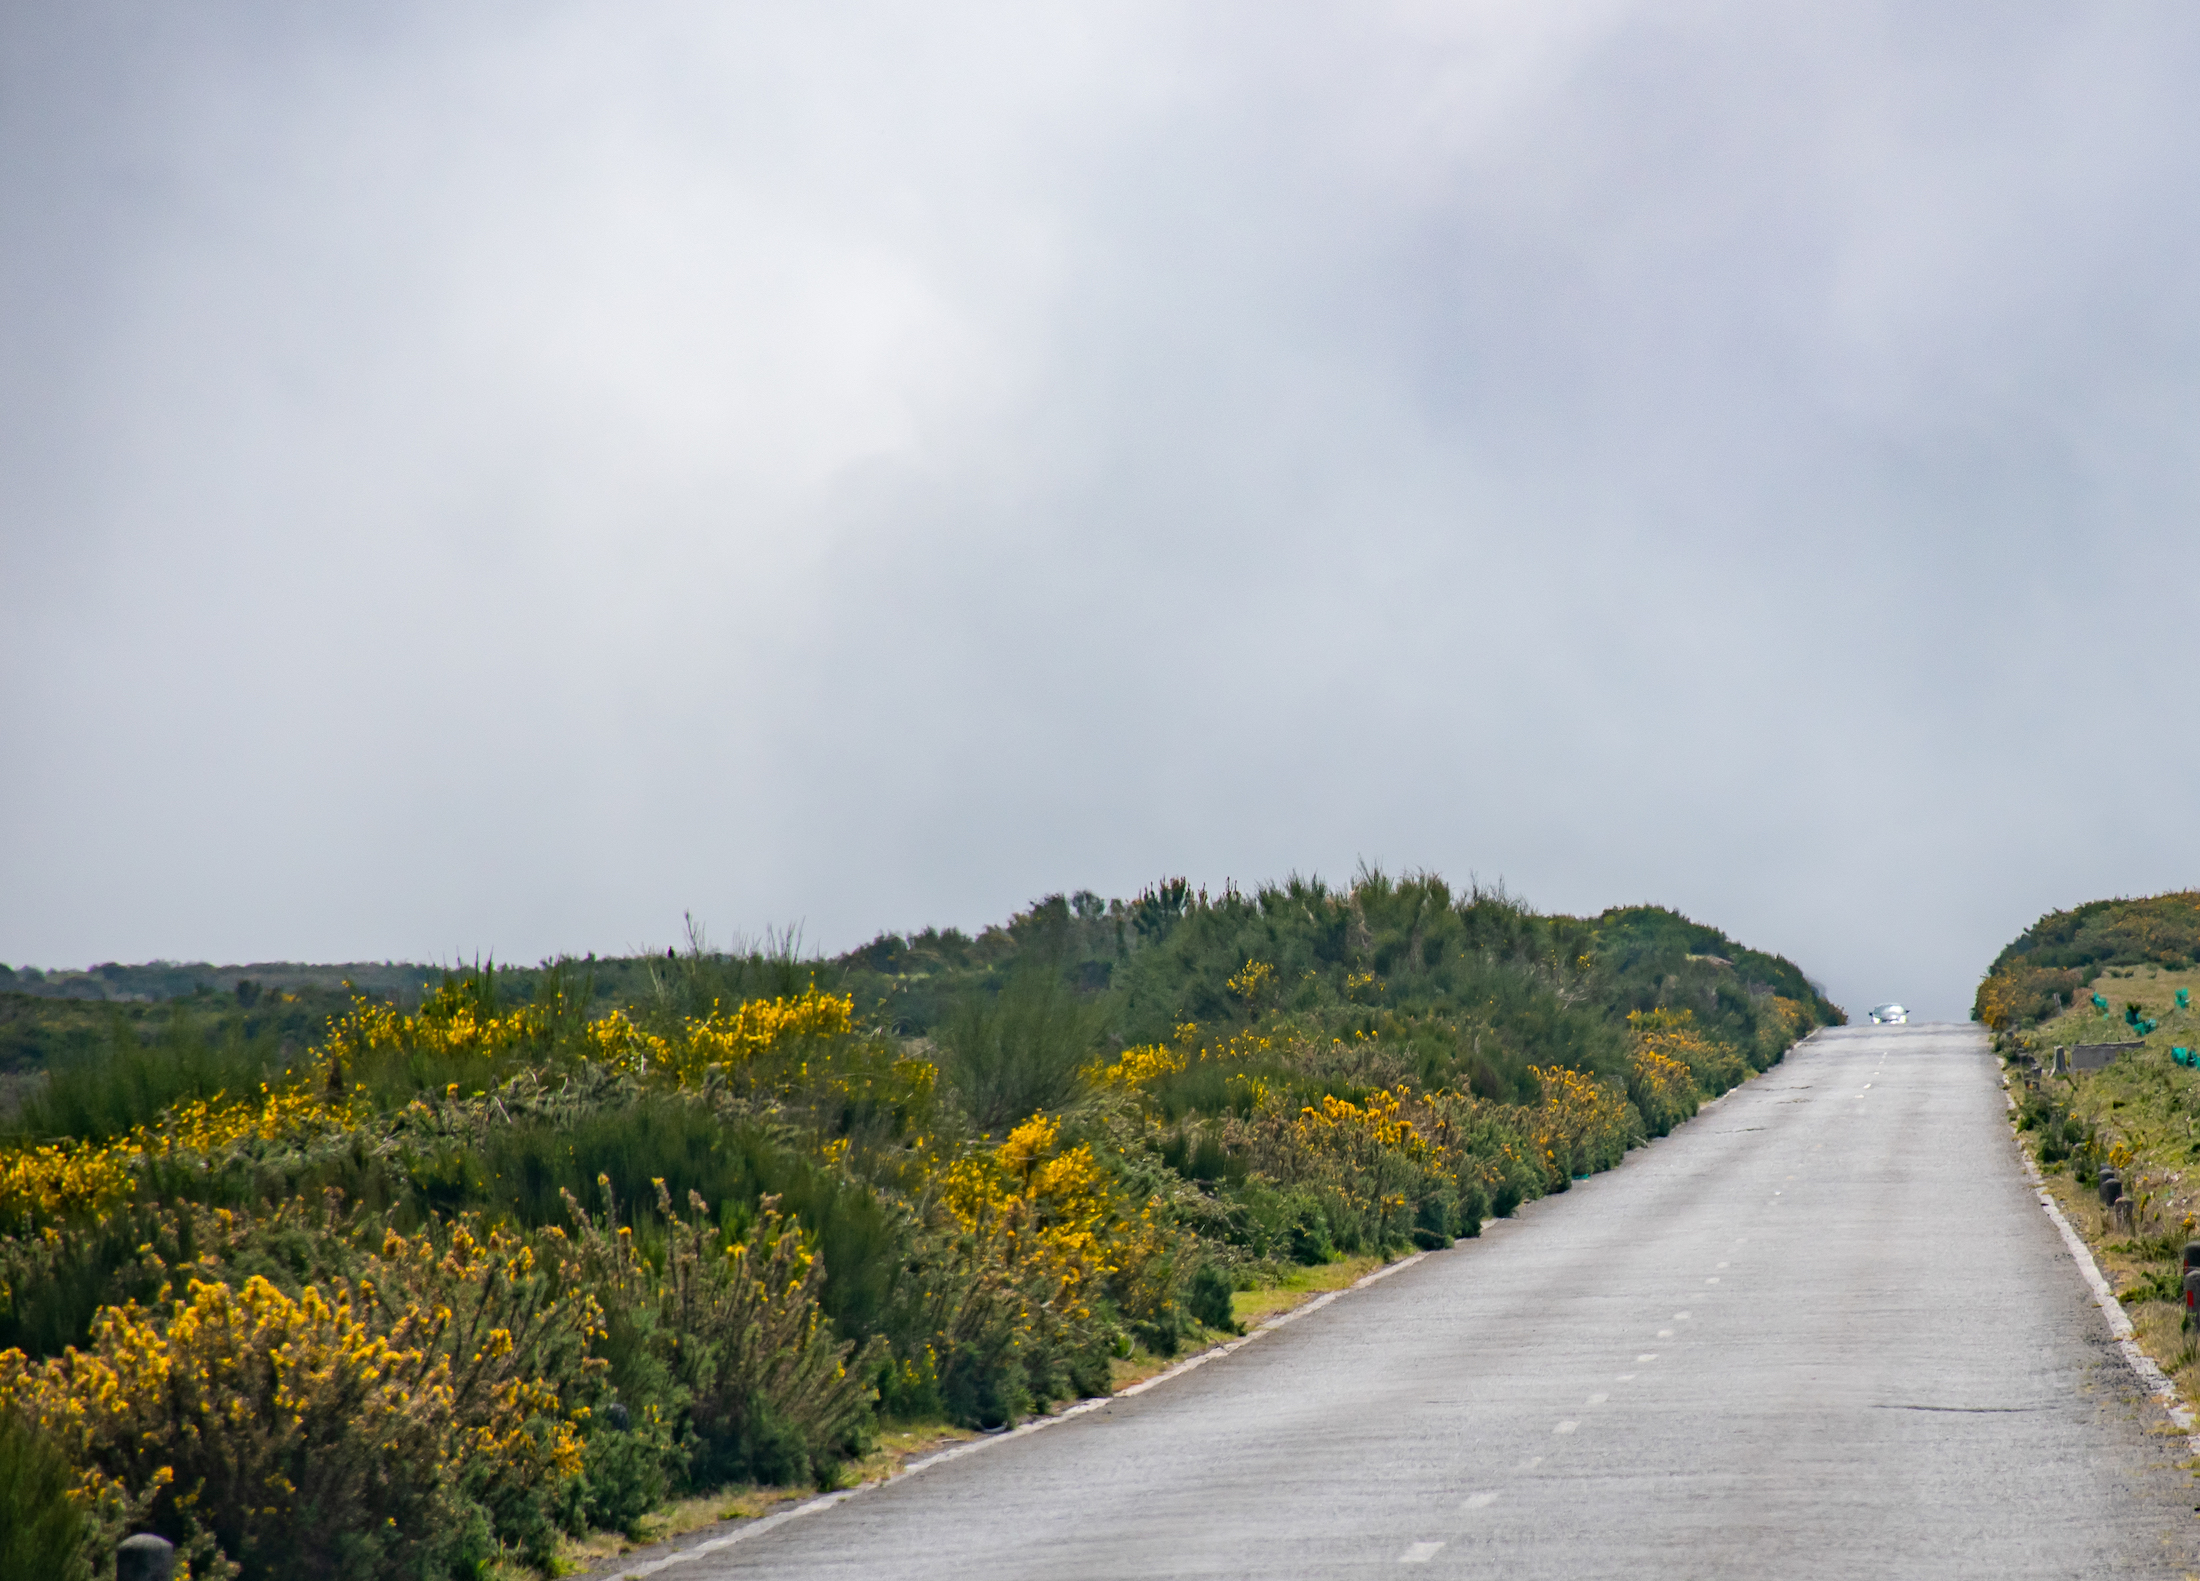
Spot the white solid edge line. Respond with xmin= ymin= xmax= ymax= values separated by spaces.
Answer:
xmin=2005 ymin=1077 xmax=2200 ymax=1454
xmin=603 ymin=1253 xmax=1433 ymax=1576
xmin=609 ymin=1030 xmax=1832 ymax=1575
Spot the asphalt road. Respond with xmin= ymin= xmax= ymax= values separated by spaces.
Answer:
xmin=677 ymin=1024 xmax=2200 ymax=1579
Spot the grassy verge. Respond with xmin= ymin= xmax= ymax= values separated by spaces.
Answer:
xmin=1229 ymin=1252 xmax=1395 ymax=1329
xmin=542 ymin=1422 xmax=984 ymax=1578
xmin=2030 ymin=1170 xmax=2200 ymax=1401
xmin=2003 ymin=971 xmax=2200 ymax=1426
xmin=1108 ymin=1333 xmax=1231 ymax=1392
xmin=1105 ymin=1251 xmax=1397 ymax=1392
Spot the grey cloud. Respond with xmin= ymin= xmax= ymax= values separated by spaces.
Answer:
xmin=7 ymin=2 xmax=2200 ymax=1017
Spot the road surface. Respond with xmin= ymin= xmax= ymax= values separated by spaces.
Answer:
xmin=660 ymin=1024 xmax=2200 ymax=1578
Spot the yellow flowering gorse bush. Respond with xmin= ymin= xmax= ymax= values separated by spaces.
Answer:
xmin=1525 ymin=1065 xmax=1636 ymax=1181
xmin=586 ymin=987 xmax=855 ymax=1086
xmin=0 ymin=1084 xmax=361 ymax=1231
xmin=0 ymin=1275 xmax=453 ymax=1577
xmin=1628 ymin=1008 xmax=1748 ymax=1096
xmin=1627 ymin=1043 xmax=1699 ymax=1135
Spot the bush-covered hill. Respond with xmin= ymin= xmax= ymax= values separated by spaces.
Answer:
xmin=1974 ymin=892 xmax=2200 ymax=1030
xmin=0 ymin=873 xmax=1836 ymax=1579
xmin=0 ymin=959 xmax=439 ymax=1004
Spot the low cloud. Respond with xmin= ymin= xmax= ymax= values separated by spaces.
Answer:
xmin=6 ymin=2 xmax=2199 ymax=1017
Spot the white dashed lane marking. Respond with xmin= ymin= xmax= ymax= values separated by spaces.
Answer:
xmin=1554 ymin=1420 xmax=1579 ymax=1435
xmin=1400 ymin=1541 xmax=1444 ymax=1563
xmin=1461 ymin=1492 xmax=1498 ymax=1510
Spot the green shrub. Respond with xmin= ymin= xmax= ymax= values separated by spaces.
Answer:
xmin=1186 ymin=1263 xmax=1238 ymax=1332
xmin=566 ymin=1183 xmax=882 ymax=1491
xmin=934 ymin=1338 xmax=1027 ymax=1430
xmin=459 ymin=1096 xmax=914 ymax=1346
xmin=2119 ymin=1266 xmax=2184 ymax=1305
xmin=1451 ymin=1178 xmax=1488 ymax=1237
xmin=577 ymin=1419 xmax=678 ymax=1538
xmin=1411 ymin=1197 xmax=1454 ymax=1250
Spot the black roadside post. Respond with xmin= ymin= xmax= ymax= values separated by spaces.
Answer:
xmin=117 ymin=1534 xmax=175 ymax=1581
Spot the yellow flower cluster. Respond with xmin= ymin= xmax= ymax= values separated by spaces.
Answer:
xmin=945 ymin=1118 xmax=1108 ymax=1275
xmin=1626 ymin=1008 xmax=1747 ymax=1095
xmin=369 ymin=1219 xmax=589 ymax=1483
xmin=1627 ymin=1044 xmax=1699 ymax=1133
xmin=582 ymin=987 xmax=855 ymax=1085
xmin=147 ymin=1084 xmax=358 ymax=1156
xmin=0 ymin=1274 xmax=454 ymax=1563
xmin=1769 ymin=996 xmax=1811 ymax=1039
xmin=1526 ymin=1065 xmax=1635 ymax=1179
xmin=1090 ymin=1044 xmax=1186 ymax=1088
xmin=0 ymin=1084 xmax=360 ymax=1230
xmin=1233 ymin=1084 xmax=1449 ymax=1242
xmin=0 ymin=985 xmax=870 ymax=1234
xmin=940 ymin=1116 xmax=1156 ymax=1324
xmin=324 ymin=994 xmax=553 ymax=1067
xmin=0 ymin=1141 xmax=135 ymax=1229
xmin=1089 ymin=1026 xmax=1274 ymax=1090
xmin=581 ymin=1007 xmax=674 ymax=1071
xmin=670 ymin=987 xmax=855 ymax=1080
xmin=0 ymin=1207 xmax=594 ymax=1572
xmin=1226 ymin=959 xmax=1276 ymax=1003
xmin=1293 ymin=1088 xmax=1428 ymax=1159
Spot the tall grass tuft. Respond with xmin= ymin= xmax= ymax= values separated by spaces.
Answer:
xmin=0 ymin=1411 xmax=89 ymax=1581
xmin=935 ymin=951 xmax=1104 ymax=1133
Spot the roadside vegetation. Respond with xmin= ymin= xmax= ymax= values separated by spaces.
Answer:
xmin=0 ymin=872 xmax=1836 ymax=1579
xmin=1978 ymin=892 xmax=2200 ymax=1412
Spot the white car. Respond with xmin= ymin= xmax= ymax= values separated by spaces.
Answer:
xmin=1869 ymin=1002 xmax=1908 ymax=1024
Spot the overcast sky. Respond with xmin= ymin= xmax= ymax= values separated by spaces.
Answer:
xmin=6 ymin=2 xmax=2199 ymax=1020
